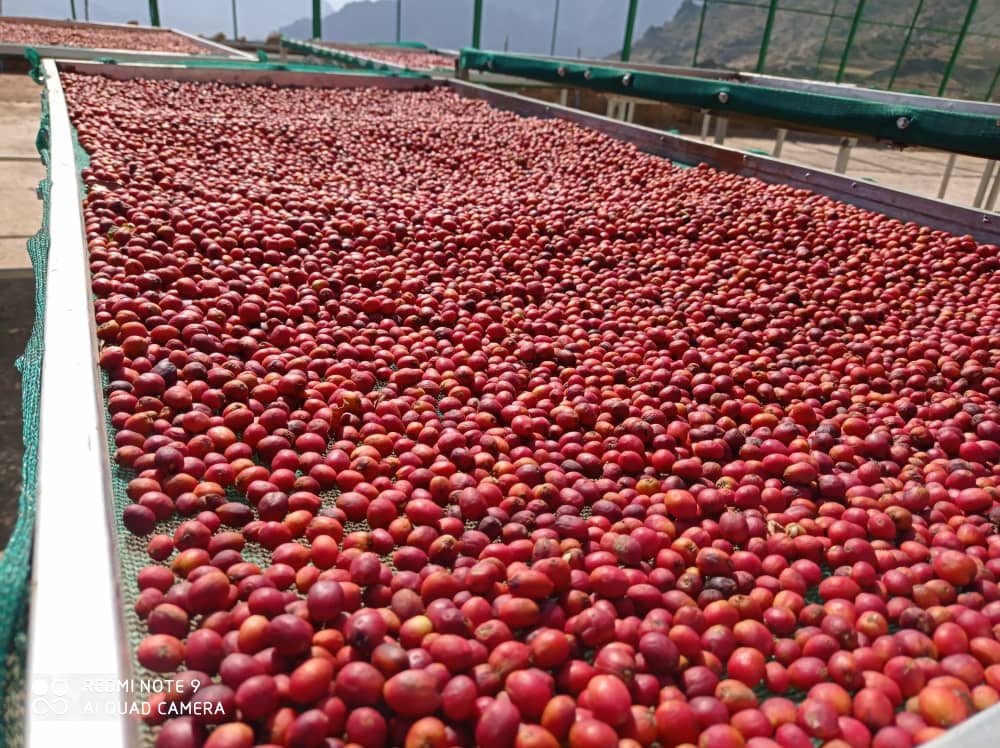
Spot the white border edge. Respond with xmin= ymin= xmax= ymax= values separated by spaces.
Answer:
xmin=24 ymin=58 xmax=130 ymax=748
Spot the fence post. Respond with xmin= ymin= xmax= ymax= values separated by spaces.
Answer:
xmin=834 ymin=137 xmax=857 ymax=174
xmin=148 ymin=0 xmax=160 ymax=27
xmin=472 ymin=0 xmax=483 ymax=49
xmin=621 ymin=0 xmax=639 ymax=62
xmin=550 ymin=0 xmax=561 ymax=57
xmin=693 ymin=0 xmax=709 ymax=67
xmin=973 ymin=161 xmax=997 ymax=209
xmin=312 ymin=0 xmax=321 ymax=40
xmin=772 ymin=128 xmax=787 ymax=158
xmin=986 ymin=64 xmax=1000 ymax=101
xmin=938 ymin=154 xmax=957 ymax=199
xmin=396 ymin=0 xmax=402 ymax=42
xmin=756 ymin=0 xmax=779 ymax=74
xmin=835 ymin=0 xmax=866 ymax=83
xmin=937 ymin=0 xmax=978 ymax=97
xmin=887 ymin=0 xmax=923 ymax=90
xmin=713 ymin=117 xmax=728 ymax=145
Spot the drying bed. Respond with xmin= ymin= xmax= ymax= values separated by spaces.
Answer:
xmin=0 ymin=17 xmax=211 ymax=55
xmin=314 ymin=42 xmax=456 ymax=72
xmin=24 ymin=59 xmax=1000 ymax=748
xmin=340 ymin=45 xmax=456 ymax=72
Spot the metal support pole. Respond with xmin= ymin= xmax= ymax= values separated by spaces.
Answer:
xmin=986 ymin=65 xmax=1000 ymax=102
xmin=836 ymin=0 xmax=867 ymax=83
xmin=773 ymin=128 xmax=787 ymax=158
xmin=834 ymin=137 xmax=857 ymax=174
xmin=693 ymin=0 xmax=709 ymax=67
xmin=83 ymin=0 xmax=88 ymax=21
xmin=70 ymin=0 xmax=77 ymax=21
xmin=973 ymin=160 xmax=997 ymax=209
xmin=756 ymin=0 xmax=779 ymax=74
xmin=938 ymin=153 xmax=957 ymax=199
xmin=396 ymin=0 xmax=402 ymax=43
xmin=472 ymin=0 xmax=483 ymax=49
xmin=148 ymin=0 xmax=160 ymax=27
xmin=559 ymin=88 xmax=568 ymax=107
xmin=550 ymin=0 xmax=561 ymax=57
xmin=938 ymin=0 xmax=979 ymax=97
xmin=312 ymin=0 xmax=321 ymax=40
xmin=887 ymin=0 xmax=923 ymax=90
xmin=714 ymin=116 xmax=728 ymax=145
xmin=621 ymin=0 xmax=639 ymax=62
xmin=813 ymin=0 xmax=839 ymax=79
xmin=231 ymin=0 xmax=238 ymax=40
xmin=700 ymin=110 xmax=712 ymax=140
xmin=985 ymin=168 xmax=1000 ymax=212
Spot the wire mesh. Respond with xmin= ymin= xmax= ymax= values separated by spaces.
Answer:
xmin=621 ymin=0 xmax=1000 ymax=102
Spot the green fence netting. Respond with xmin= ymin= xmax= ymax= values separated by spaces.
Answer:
xmin=0 ymin=67 xmax=54 ymax=748
xmin=459 ymin=49 xmax=1000 ymax=160
xmin=674 ymin=0 xmax=1000 ymax=102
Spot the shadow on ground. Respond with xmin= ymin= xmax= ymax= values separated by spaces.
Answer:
xmin=0 ymin=273 xmax=34 ymax=548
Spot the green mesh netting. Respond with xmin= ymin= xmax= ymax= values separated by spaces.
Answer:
xmin=0 ymin=56 xmax=102 ymax=747
xmin=0 ymin=73 xmax=51 ymax=748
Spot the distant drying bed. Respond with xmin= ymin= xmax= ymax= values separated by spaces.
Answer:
xmin=327 ymin=44 xmax=455 ymax=70
xmin=0 ymin=19 xmax=211 ymax=55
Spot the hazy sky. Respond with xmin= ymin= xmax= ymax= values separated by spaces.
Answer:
xmin=1 ymin=0 xmax=354 ymax=38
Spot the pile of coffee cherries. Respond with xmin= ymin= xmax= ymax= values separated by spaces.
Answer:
xmin=62 ymin=70 xmax=1000 ymax=748
xmin=320 ymin=44 xmax=455 ymax=70
xmin=0 ymin=19 xmax=211 ymax=54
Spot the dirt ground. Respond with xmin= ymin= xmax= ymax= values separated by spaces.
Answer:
xmin=712 ymin=130 xmax=995 ymax=210
xmin=0 ymin=71 xmax=42 ymax=547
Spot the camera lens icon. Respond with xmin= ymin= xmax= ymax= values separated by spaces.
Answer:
xmin=31 ymin=678 xmax=69 ymax=717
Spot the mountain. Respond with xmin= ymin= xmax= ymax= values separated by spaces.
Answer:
xmin=281 ymin=0 xmax=681 ymax=58
xmin=629 ymin=0 xmax=999 ymax=102
xmin=2 ymin=0 xmax=336 ymax=41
